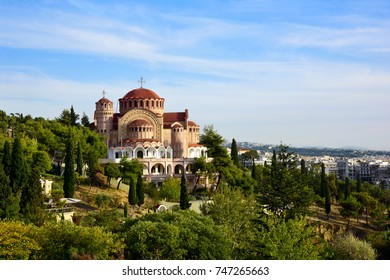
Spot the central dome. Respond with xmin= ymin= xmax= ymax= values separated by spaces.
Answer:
xmin=123 ymin=88 xmax=161 ymax=99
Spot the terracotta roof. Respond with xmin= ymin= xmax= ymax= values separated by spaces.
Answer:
xmin=188 ymin=120 xmax=198 ymax=127
xmin=96 ymin=97 xmax=113 ymax=104
xmin=163 ymin=112 xmax=186 ymax=122
xmin=188 ymin=143 xmax=204 ymax=148
xmin=123 ymin=88 xmax=161 ymax=99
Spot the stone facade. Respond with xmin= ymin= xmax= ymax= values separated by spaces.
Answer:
xmin=94 ymin=86 xmax=207 ymax=186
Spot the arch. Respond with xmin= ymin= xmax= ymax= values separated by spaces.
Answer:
xmin=186 ymin=164 xmax=193 ymax=173
xmin=147 ymin=147 xmax=157 ymax=158
xmin=134 ymin=146 xmax=145 ymax=159
xmin=158 ymin=147 xmax=166 ymax=158
xmin=174 ymin=164 xmax=184 ymax=174
xmin=114 ymin=147 xmax=122 ymax=159
xmin=189 ymin=148 xmax=195 ymax=158
xmin=124 ymin=147 xmax=134 ymax=159
xmin=166 ymin=164 xmax=172 ymax=175
xmin=166 ymin=146 xmax=173 ymax=159
xmin=151 ymin=163 xmax=165 ymax=175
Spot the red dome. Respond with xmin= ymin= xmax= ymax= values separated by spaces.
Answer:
xmin=123 ymin=88 xmax=161 ymax=99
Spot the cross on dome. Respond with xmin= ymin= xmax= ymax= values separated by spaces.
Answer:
xmin=138 ymin=77 xmax=146 ymax=88
xmin=102 ymin=90 xmax=106 ymax=98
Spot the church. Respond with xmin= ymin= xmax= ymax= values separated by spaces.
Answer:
xmin=94 ymin=82 xmax=207 ymax=186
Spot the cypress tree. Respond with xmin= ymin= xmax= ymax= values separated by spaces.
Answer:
xmin=231 ymin=138 xmax=240 ymax=167
xmin=324 ymin=179 xmax=331 ymax=220
xmin=356 ymin=174 xmax=362 ymax=193
xmin=345 ymin=177 xmax=351 ymax=199
xmin=70 ymin=105 xmax=79 ymax=126
xmin=19 ymin=168 xmax=44 ymax=223
xmin=136 ymin=172 xmax=144 ymax=207
xmin=10 ymin=137 xmax=28 ymax=194
xmin=63 ymin=128 xmax=76 ymax=198
xmin=300 ymin=159 xmax=307 ymax=175
xmin=320 ymin=163 xmax=326 ymax=197
xmin=180 ymin=173 xmax=190 ymax=210
xmin=0 ymin=162 xmax=15 ymax=219
xmin=128 ymin=176 xmax=138 ymax=209
xmin=2 ymin=140 xmax=11 ymax=177
xmin=76 ymin=142 xmax=83 ymax=176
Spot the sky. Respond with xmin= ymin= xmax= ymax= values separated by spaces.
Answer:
xmin=1 ymin=0 xmax=390 ymax=150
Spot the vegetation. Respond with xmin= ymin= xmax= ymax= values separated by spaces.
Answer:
xmin=1 ymin=109 xmax=389 ymax=260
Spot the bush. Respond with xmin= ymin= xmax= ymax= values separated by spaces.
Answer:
xmin=331 ymin=233 xmax=377 ymax=260
xmin=159 ymin=178 xmax=180 ymax=202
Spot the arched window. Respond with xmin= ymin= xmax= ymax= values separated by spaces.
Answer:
xmin=137 ymin=150 xmax=144 ymax=158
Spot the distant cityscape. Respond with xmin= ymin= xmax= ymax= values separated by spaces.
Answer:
xmin=232 ymin=141 xmax=390 ymax=188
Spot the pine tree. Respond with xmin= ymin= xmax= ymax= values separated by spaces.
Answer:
xmin=180 ymin=173 xmax=190 ymax=210
xmin=231 ymin=138 xmax=240 ymax=167
xmin=136 ymin=172 xmax=144 ymax=207
xmin=63 ymin=128 xmax=76 ymax=198
xmin=69 ymin=105 xmax=79 ymax=126
xmin=76 ymin=142 xmax=83 ymax=176
xmin=128 ymin=176 xmax=138 ymax=209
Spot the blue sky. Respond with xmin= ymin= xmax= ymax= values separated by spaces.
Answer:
xmin=1 ymin=0 xmax=390 ymax=150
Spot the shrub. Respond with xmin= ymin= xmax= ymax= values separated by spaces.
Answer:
xmin=331 ymin=233 xmax=377 ymax=260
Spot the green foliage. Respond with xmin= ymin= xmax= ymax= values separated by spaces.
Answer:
xmin=200 ymin=188 xmax=257 ymax=259
xmin=136 ymin=172 xmax=144 ymax=207
xmin=32 ymin=221 xmax=124 ymax=260
xmin=31 ymin=151 xmax=52 ymax=174
xmin=331 ymin=233 xmax=377 ymax=260
xmin=104 ymin=162 xmax=120 ymax=188
xmin=255 ymin=216 xmax=325 ymax=260
xmin=257 ymin=145 xmax=314 ymax=218
xmin=230 ymin=138 xmax=240 ymax=167
xmin=180 ymin=174 xmax=190 ymax=210
xmin=10 ymin=136 xmax=28 ymax=194
xmin=63 ymin=128 xmax=76 ymax=198
xmin=0 ymin=220 xmax=40 ymax=260
xmin=122 ymin=211 xmax=232 ymax=260
xmin=160 ymin=177 xmax=180 ymax=202
xmin=95 ymin=193 xmax=112 ymax=210
xmin=339 ymin=195 xmax=362 ymax=227
xmin=128 ymin=176 xmax=138 ymax=207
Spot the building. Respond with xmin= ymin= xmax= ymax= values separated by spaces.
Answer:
xmin=94 ymin=85 xmax=207 ymax=187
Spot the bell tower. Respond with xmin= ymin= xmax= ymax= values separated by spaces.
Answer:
xmin=94 ymin=91 xmax=114 ymax=140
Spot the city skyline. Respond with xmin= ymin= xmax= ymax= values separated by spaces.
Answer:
xmin=1 ymin=0 xmax=390 ymax=150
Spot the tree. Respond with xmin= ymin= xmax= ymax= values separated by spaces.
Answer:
xmin=76 ymin=142 xmax=83 ymax=176
xmin=136 ymin=172 xmax=144 ymax=207
xmin=339 ymin=196 xmax=362 ymax=229
xmin=258 ymin=145 xmax=314 ymax=219
xmin=356 ymin=174 xmax=362 ymax=193
xmin=117 ymin=157 xmax=142 ymax=190
xmin=320 ymin=163 xmax=326 ymax=197
xmin=63 ymin=128 xmax=76 ymax=197
xmin=128 ymin=176 xmax=138 ymax=209
xmin=0 ymin=220 xmax=40 ymax=260
xmin=69 ymin=105 xmax=79 ymax=126
xmin=324 ymin=178 xmax=331 ymax=220
xmin=331 ymin=233 xmax=377 ymax=260
xmin=344 ymin=177 xmax=351 ymax=199
xmin=122 ymin=211 xmax=232 ymax=260
xmin=354 ymin=192 xmax=378 ymax=226
xmin=104 ymin=162 xmax=120 ymax=188
xmin=0 ymin=162 xmax=19 ymax=220
xmin=10 ymin=136 xmax=28 ymax=194
xmin=180 ymin=173 xmax=190 ymax=210
xmin=1 ymin=140 xmax=11 ymax=176
xmin=200 ymin=188 xmax=257 ymax=259
xmin=230 ymin=138 xmax=239 ymax=167
xmin=19 ymin=168 xmax=44 ymax=223
xmin=300 ymin=159 xmax=307 ymax=175
xmin=81 ymin=112 xmax=90 ymax=127
xmin=255 ymin=216 xmax=325 ymax=260
xmin=160 ymin=177 xmax=181 ymax=202
xmin=31 ymin=151 xmax=52 ymax=174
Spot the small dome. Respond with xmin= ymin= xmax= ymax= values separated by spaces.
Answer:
xmin=188 ymin=121 xmax=198 ymax=127
xmin=123 ymin=88 xmax=161 ymax=99
xmin=96 ymin=97 xmax=113 ymax=104
xmin=129 ymin=119 xmax=152 ymax=126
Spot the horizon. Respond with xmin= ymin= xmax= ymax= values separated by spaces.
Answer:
xmin=1 ymin=0 xmax=389 ymax=150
